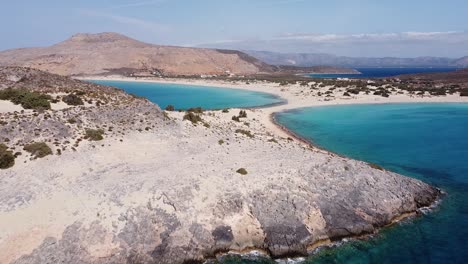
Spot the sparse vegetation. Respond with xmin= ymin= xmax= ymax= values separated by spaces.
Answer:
xmin=218 ymin=139 xmax=225 ymax=145
xmin=165 ymin=105 xmax=175 ymax=111
xmin=23 ymin=142 xmax=53 ymax=159
xmin=85 ymin=129 xmax=105 ymax=141
xmin=236 ymin=168 xmax=248 ymax=175
xmin=232 ymin=110 xmax=247 ymax=122
xmin=183 ymin=112 xmax=202 ymax=124
xmin=62 ymin=93 xmax=84 ymax=106
xmin=222 ymin=108 xmax=229 ymax=113
xmin=235 ymin=129 xmax=254 ymax=138
xmin=0 ymin=88 xmax=51 ymax=110
xmin=239 ymin=110 xmax=247 ymax=118
xmin=0 ymin=143 xmax=15 ymax=169
xmin=187 ymin=107 xmax=203 ymax=114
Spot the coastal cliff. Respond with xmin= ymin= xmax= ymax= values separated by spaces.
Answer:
xmin=0 ymin=67 xmax=440 ymax=263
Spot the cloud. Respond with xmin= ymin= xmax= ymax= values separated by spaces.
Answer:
xmin=78 ymin=9 xmax=170 ymax=33
xmin=107 ymin=0 xmax=167 ymax=9
xmin=268 ymin=0 xmax=306 ymax=5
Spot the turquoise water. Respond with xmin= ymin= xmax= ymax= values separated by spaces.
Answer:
xmin=273 ymin=103 xmax=468 ymax=263
xmin=90 ymin=80 xmax=283 ymax=110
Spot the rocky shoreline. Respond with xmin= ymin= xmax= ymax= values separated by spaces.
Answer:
xmin=213 ymin=198 xmax=442 ymax=263
xmin=0 ymin=68 xmax=447 ymax=263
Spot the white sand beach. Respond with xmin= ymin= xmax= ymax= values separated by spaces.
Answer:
xmin=79 ymin=76 xmax=468 ymax=139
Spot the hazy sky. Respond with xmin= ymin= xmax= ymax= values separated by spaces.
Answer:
xmin=1 ymin=0 xmax=468 ymax=57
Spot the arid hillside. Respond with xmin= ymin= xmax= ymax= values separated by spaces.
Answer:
xmin=0 ymin=33 xmax=272 ymax=76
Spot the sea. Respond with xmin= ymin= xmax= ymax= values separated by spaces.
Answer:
xmin=308 ymin=67 xmax=458 ymax=79
xmin=274 ymin=103 xmax=468 ymax=264
xmin=90 ymin=80 xmax=283 ymax=110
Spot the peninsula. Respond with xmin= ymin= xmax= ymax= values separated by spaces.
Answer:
xmin=2 ymin=65 xmax=462 ymax=263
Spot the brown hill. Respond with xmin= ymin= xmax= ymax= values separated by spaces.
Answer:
xmin=0 ymin=33 xmax=272 ymax=76
xmin=453 ymin=56 xmax=468 ymax=67
xmin=397 ymin=68 xmax=468 ymax=83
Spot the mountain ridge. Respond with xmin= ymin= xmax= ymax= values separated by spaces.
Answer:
xmin=245 ymin=50 xmax=468 ymax=68
xmin=0 ymin=33 xmax=272 ymax=76
xmin=0 ymin=33 xmax=358 ymax=77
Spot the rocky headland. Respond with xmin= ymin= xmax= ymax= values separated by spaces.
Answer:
xmin=0 ymin=67 xmax=444 ymax=263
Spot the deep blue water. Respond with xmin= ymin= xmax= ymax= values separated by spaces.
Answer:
xmin=308 ymin=67 xmax=458 ymax=79
xmin=90 ymin=80 xmax=283 ymax=110
xmin=273 ymin=103 xmax=468 ymax=264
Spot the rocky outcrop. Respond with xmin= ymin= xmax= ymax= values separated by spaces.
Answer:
xmin=7 ymin=155 xmax=439 ymax=263
xmin=0 ymin=67 xmax=169 ymax=160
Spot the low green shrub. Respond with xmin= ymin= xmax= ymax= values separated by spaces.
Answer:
xmin=239 ymin=110 xmax=247 ymax=118
xmin=235 ymin=129 xmax=254 ymax=138
xmin=187 ymin=107 xmax=203 ymax=114
xmin=232 ymin=115 xmax=240 ymax=122
xmin=218 ymin=139 xmax=225 ymax=145
xmin=23 ymin=142 xmax=52 ymax=159
xmin=165 ymin=105 xmax=175 ymax=111
xmin=0 ymin=144 xmax=15 ymax=169
xmin=85 ymin=129 xmax=105 ymax=141
xmin=0 ymin=88 xmax=51 ymax=110
xmin=236 ymin=168 xmax=248 ymax=175
xmin=222 ymin=108 xmax=229 ymax=113
xmin=183 ymin=112 xmax=202 ymax=124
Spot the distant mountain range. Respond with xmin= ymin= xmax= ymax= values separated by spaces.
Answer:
xmin=245 ymin=50 xmax=468 ymax=68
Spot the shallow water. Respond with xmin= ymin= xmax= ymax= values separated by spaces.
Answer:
xmin=274 ymin=103 xmax=468 ymax=263
xmin=90 ymin=80 xmax=283 ymax=110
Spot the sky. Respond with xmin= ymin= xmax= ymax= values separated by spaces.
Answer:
xmin=1 ymin=0 xmax=468 ymax=57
